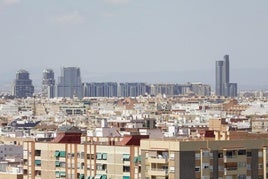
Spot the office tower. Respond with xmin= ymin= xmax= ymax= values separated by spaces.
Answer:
xmin=12 ymin=69 xmax=34 ymax=98
xmin=57 ymin=67 xmax=83 ymax=98
xmin=215 ymin=55 xmax=237 ymax=97
xmin=41 ymin=69 xmax=55 ymax=98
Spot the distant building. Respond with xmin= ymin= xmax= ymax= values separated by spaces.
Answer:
xmin=11 ymin=70 xmax=34 ymax=98
xmin=41 ymin=69 xmax=55 ymax=98
xmin=190 ymin=83 xmax=211 ymax=96
xmin=215 ymin=55 xmax=237 ymax=97
xmin=56 ymin=67 xmax=83 ymax=98
xmin=83 ymin=82 xmax=118 ymax=97
xmin=118 ymin=83 xmax=146 ymax=97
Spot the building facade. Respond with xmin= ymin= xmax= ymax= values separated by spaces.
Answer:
xmin=23 ymin=139 xmax=141 ymax=179
xmin=57 ymin=67 xmax=83 ymax=98
xmin=140 ymin=136 xmax=268 ymax=179
xmin=41 ymin=69 xmax=55 ymax=98
xmin=12 ymin=70 xmax=34 ymax=98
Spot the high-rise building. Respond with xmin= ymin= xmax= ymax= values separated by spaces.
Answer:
xmin=57 ymin=67 xmax=83 ymax=98
xmin=215 ymin=55 xmax=237 ymax=97
xmin=83 ymin=82 xmax=118 ymax=97
xmin=12 ymin=69 xmax=34 ymax=98
xmin=42 ymin=69 xmax=55 ymax=98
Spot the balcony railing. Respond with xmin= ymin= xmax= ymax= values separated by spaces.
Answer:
xmin=148 ymin=168 xmax=168 ymax=176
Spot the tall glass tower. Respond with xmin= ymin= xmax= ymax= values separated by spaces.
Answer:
xmin=56 ymin=67 xmax=83 ymax=98
xmin=42 ymin=69 xmax=55 ymax=98
xmin=215 ymin=55 xmax=237 ymax=97
xmin=12 ymin=69 xmax=34 ymax=98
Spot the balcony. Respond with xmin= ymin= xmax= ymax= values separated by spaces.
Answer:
xmin=224 ymin=167 xmax=238 ymax=175
xmin=148 ymin=156 xmax=168 ymax=164
xmin=223 ymin=155 xmax=238 ymax=163
xmin=148 ymin=168 xmax=168 ymax=176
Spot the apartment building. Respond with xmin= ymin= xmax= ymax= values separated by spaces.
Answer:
xmin=140 ymin=133 xmax=268 ymax=179
xmin=23 ymin=133 xmax=146 ymax=179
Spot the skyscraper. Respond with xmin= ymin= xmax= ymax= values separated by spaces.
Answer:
xmin=57 ymin=67 xmax=83 ymax=98
xmin=215 ymin=55 xmax=237 ymax=97
xmin=42 ymin=69 xmax=55 ymax=98
xmin=12 ymin=69 xmax=34 ymax=98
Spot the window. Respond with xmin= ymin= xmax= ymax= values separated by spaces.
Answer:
xmin=55 ymin=161 xmax=60 ymax=167
xmin=96 ymin=153 xmax=107 ymax=160
xmin=169 ymin=153 xmax=175 ymax=160
xmin=238 ymin=175 xmax=246 ymax=179
xmin=258 ymin=151 xmax=263 ymax=157
xmin=169 ymin=166 xmax=175 ymax=173
xmin=102 ymin=153 xmax=107 ymax=160
xmin=81 ymin=152 xmax=84 ymax=159
xmin=35 ymin=170 xmax=41 ymax=176
xmin=123 ymin=166 xmax=130 ymax=172
xmin=35 ymin=150 xmax=41 ymax=156
xmin=55 ymin=151 xmax=66 ymax=158
xmin=195 ymin=153 xmax=201 ymax=159
xmin=238 ymin=150 xmax=246 ymax=155
xmin=202 ymin=151 xmax=210 ymax=157
xmin=195 ymin=166 xmax=200 ymax=172
xmin=123 ymin=154 xmax=130 ymax=161
xmin=226 ymin=150 xmax=236 ymax=158
xmin=35 ymin=160 xmax=41 ymax=166
xmin=238 ymin=162 xmax=246 ymax=168
xmin=87 ymin=154 xmax=94 ymax=160
xmin=96 ymin=153 xmax=102 ymax=160
xmin=203 ymin=163 xmax=209 ymax=169
xmin=218 ymin=153 xmax=223 ymax=158
xmin=247 ymin=151 xmax=252 ymax=157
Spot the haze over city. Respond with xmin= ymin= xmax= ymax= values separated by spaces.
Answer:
xmin=0 ymin=0 xmax=268 ymax=90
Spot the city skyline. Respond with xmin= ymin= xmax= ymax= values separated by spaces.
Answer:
xmin=1 ymin=65 xmax=268 ymax=93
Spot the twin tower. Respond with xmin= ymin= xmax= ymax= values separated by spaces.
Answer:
xmin=215 ymin=55 xmax=237 ymax=97
xmin=12 ymin=67 xmax=82 ymax=98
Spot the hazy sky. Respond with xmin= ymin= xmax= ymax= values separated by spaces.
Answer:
xmin=0 ymin=0 xmax=268 ymax=87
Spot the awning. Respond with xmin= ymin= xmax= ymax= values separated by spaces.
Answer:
xmin=102 ymin=153 xmax=107 ymax=160
xmin=123 ymin=176 xmax=130 ymax=179
xmin=54 ymin=151 xmax=60 ymax=157
xmin=101 ymin=175 xmax=107 ymax=179
xmin=134 ymin=155 xmax=141 ymax=163
xmin=35 ymin=160 xmax=41 ymax=165
xmin=95 ymin=174 xmax=102 ymax=179
xmin=123 ymin=154 xmax=130 ymax=159
xmin=55 ymin=161 xmax=60 ymax=167
xmin=96 ymin=153 xmax=102 ymax=160
xmin=87 ymin=176 xmax=94 ymax=179
xmin=79 ymin=174 xmax=84 ymax=179
xmin=59 ymin=151 xmax=66 ymax=157
xmin=55 ymin=171 xmax=60 ymax=178
xmin=60 ymin=172 xmax=66 ymax=177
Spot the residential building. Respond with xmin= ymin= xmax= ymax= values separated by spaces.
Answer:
xmin=83 ymin=82 xmax=118 ymax=97
xmin=57 ymin=67 xmax=83 ymax=98
xmin=140 ymin=132 xmax=268 ymax=179
xmin=23 ymin=126 xmax=145 ymax=179
xmin=12 ymin=70 xmax=34 ymax=98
